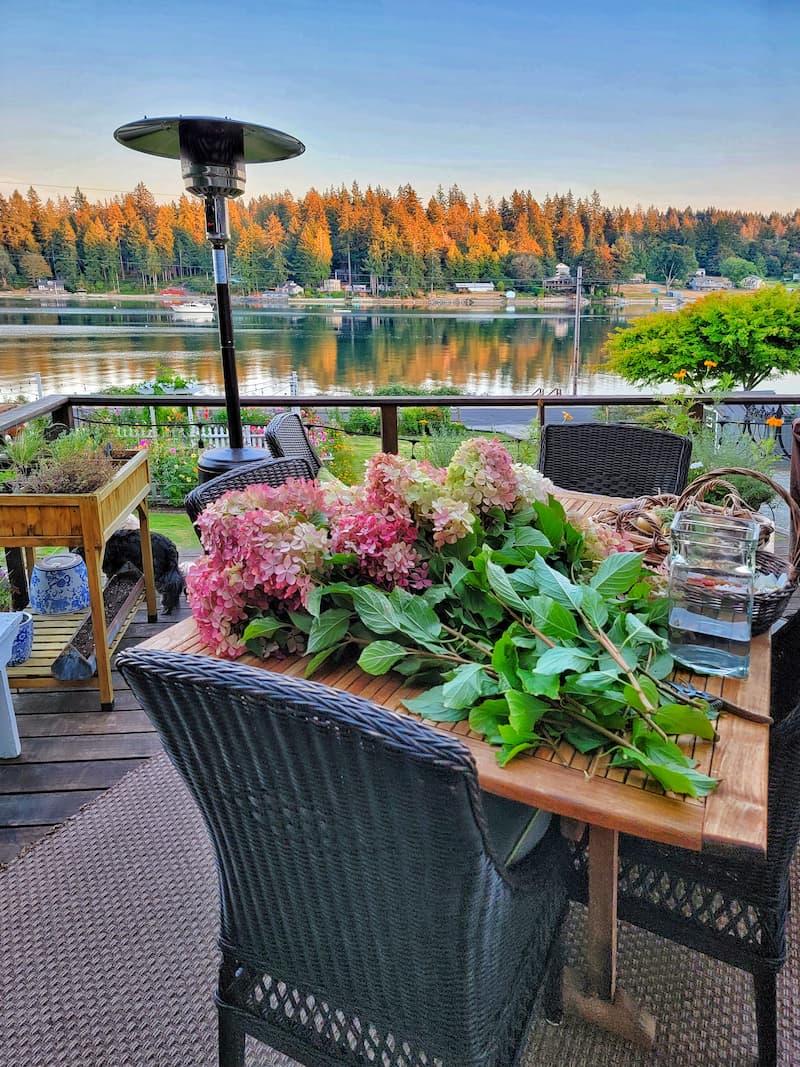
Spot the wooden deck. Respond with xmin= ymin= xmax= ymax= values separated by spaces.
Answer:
xmin=0 ymin=598 xmax=192 ymax=866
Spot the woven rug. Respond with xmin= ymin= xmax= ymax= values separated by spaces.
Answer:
xmin=1 ymin=754 xmax=798 ymax=1067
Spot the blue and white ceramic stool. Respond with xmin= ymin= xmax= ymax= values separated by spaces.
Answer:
xmin=30 ymin=553 xmax=90 ymax=615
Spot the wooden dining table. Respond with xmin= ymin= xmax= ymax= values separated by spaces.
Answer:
xmin=137 ymin=488 xmax=771 ymax=1049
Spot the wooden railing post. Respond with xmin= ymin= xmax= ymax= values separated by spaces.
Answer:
xmin=380 ymin=403 xmax=399 ymax=454
xmin=50 ymin=400 xmax=74 ymax=429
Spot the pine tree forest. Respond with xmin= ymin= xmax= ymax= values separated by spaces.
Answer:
xmin=2 ymin=181 xmax=799 ymax=294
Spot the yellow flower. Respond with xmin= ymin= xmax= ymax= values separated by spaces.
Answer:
xmin=562 ymin=411 xmax=574 ymax=421
xmin=703 ymin=360 xmax=718 ymax=368
xmin=673 ymin=369 xmax=688 ymax=380
xmin=766 ymin=416 xmax=784 ymax=428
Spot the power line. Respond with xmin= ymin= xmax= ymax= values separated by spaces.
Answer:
xmin=0 ymin=179 xmax=176 ymax=197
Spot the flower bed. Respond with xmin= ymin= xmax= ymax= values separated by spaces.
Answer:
xmin=188 ymin=438 xmax=719 ymax=797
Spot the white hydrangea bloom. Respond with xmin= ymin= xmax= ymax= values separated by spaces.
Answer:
xmin=511 ymin=463 xmax=556 ymax=508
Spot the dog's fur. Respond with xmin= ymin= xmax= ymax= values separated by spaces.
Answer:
xmin=78 ymin=530 xmax=185 ymax=614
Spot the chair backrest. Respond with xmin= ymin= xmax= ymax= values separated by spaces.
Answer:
xmin=184 ymin=454 xmax=314 ymax=526
xmin=767 ymin=698 xmax=800 ymax=878
xmin=117 ymin=649 xmax=527 ymax=1064
xmin=265 ymin=412 xmax=323 ymax=475
xmin=538 ymin=422 xmax=692 ymax=496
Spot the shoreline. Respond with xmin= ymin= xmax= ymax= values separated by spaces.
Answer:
xmin=0 ymin=286 xmax=686 ymax=312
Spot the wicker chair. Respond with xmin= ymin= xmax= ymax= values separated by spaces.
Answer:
xmin=117 ymin=649 xmax=567 ymax=1067
xmin=538 ymin=423 xmax=692 ymax=496
xmin=770 ymin=609 xmax=800 ymax=724
xmin=184 ymin=454 xmax=315 ymax=529
xmin=565 ymin=699 xmax=800 ymax=1067
xmin=265 ymin=411 xmax=323 ymax=476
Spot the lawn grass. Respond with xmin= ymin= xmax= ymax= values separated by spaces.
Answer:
xmin=149 ymin=510 xmax=199 ymax=551
xmin=333 ymin=429 xmax=537 ymax=480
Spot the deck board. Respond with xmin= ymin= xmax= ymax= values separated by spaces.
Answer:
xmin=0 ymin=597 xmax=190 ymax=865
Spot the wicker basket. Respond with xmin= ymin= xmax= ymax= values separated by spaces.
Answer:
xmin=676 ymin=467 xmax=800 ymax=636
xmin=594 ymin=489 xmax=774 ymax=563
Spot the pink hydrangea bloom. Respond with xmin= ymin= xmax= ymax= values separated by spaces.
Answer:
xmin=577 ymin=515 xmax=642 ymax=560
xmin=430 ymin=497 xmax=475 ymax=547
xmin=331 ymin=511 xmax=430 ymax=590
xmin=445 ymin=437 xmax=519 ymax=512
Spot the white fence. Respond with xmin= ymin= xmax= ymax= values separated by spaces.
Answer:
xmin=74 ymin=410 xmax=273 ymax=451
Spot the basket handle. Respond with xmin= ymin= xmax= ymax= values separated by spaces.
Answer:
xmin=677 ymin=466 xmax=800 ymax=571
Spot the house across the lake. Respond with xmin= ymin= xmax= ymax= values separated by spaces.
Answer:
xmin=36 ymin=278 xmax=66 ymax=292
xmin=688 ymin=269 xmax=732 ymax=292
xmin=740 ymin=274 xmax=765 ymax=290
xmin=544 ymin=264 xmax=575 ymax=290
xmin=453 ymin=281 xmax=495 ymax=293
xmin=273 ymin=281 xmax=304 ymax=296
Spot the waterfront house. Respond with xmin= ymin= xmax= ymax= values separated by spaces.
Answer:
xmin=688 ymin=269 xmax=732 ymax=291
xmin=320 ymin=278 xmax=343 ymax=293
xmin=740 ymin=274 xmax=765 ymax=290
xmin=36 ymin=277 xmax=65 ymax=292
xmin=273 ymin=280 xmax=304 ymax=296
xmin=453 ymin=281 xmax=495 ymax=292
xmin=544 ymin=263 xmax=575 ymax=291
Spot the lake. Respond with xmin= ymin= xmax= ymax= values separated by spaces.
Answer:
xmin=0 ymin=298 xmax=637 ymax=400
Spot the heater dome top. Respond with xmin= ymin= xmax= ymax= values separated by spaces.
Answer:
xmin=113 ymin=115 xmax=305 ymax=164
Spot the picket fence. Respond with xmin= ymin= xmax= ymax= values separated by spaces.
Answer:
xmin=74 ymin=413 xmax=273 ymax=451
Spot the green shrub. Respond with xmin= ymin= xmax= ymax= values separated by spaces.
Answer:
xmin=685 ymin=429 xmax=778 ymax=509
xmin=417 ymin=424 xmax=469 ymax=467
xmin=325 ymin=431 xmax=361 ymax=484
xmin=146 ymin=441 xmax=201 ymax=505
xmin=399 ymin=406 xmax=452 ymax=436
xmin=341 ymin=408 xmax=381 ymax=436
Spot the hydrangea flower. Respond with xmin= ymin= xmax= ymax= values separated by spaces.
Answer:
xmin=186 ymin=439 xmax=569 ymax=658
xmin=511 ymin=463 xmax=556 ymax=510
xmin=445 ymin=437 xmax=519 ymax=512
xmin=330 ymin=511 xmax=429 ymax=590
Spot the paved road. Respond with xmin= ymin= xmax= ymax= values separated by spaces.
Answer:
xmin=456 ymin=404 xmax=602 ymax=438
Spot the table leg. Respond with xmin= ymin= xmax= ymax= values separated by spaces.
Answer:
xmin=84 ymin=545 xmax=114 ymax=711
xmin=136 ymin=502 xmax=158 ymax=623
xmin=563 ymin=825 xmax=656 ymax=1048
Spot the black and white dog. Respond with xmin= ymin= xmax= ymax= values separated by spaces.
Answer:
xmin=78 ymin=530 xmax=185 ymax=614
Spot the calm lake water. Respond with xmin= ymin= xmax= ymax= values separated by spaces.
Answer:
xmin=0 ymin=298 xmax=636 ymax=399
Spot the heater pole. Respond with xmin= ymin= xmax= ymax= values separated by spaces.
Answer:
xmin=205 ymin=194 xmax=243 ymax=449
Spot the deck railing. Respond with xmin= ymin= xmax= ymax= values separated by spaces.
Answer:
xmin=1 ymin=391 xmax=799 ymax=455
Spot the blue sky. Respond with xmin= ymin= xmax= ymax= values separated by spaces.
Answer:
xmin=2 ymin=0 xmax=798 ymax=212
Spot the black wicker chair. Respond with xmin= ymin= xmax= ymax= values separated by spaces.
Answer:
xmin=565 ymin=699 xmax=800 ymax=1067
xmin=118 ymin=649 xmax=567 ymax=1067
xmin=265 ymin=411 xmax=323 ymax=476
xmin=770 ymin=609 xmax=800 ymax=724
xmin=184 ymin=454 xmax=315 ymax=529
xmin=538 ymin=423 xmax=692 ymax=496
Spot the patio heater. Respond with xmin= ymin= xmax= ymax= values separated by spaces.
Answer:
xmin=114 ymin=116 xmax=305 ymax=480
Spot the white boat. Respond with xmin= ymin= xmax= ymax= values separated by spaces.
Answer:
xmin=170 ymin=301 xmax=214 ymax=316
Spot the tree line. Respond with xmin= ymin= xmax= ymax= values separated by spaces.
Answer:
xmin=1 ymin=181 xmax=799 ymax=294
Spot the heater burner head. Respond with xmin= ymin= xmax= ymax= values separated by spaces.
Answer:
xmin=114 ymin=115 xmax=305 ymax=199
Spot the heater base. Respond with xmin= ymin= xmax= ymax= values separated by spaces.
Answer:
xmin=197 ymin=447 xmax=274 ymax=483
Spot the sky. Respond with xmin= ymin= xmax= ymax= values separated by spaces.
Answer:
xmin=2 ymin=0 xmax=799 ymax=213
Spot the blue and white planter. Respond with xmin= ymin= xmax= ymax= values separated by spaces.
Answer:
xmin=30 ymin=553 xmax=90 ymax=615
xmin=9 ymin=610 xmax=34 ymax=666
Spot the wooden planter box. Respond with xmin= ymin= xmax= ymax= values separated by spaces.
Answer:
xmin=0 ymin=449 xmax=158 ymax=709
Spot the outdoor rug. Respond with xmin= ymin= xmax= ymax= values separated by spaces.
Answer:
xmin=1 ymin=753 xmax=798 ymax=1067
